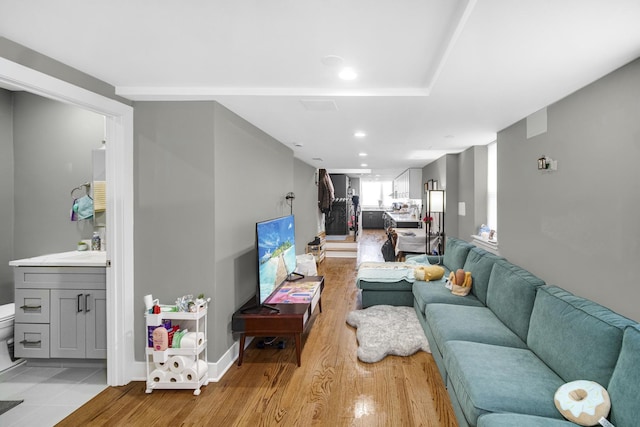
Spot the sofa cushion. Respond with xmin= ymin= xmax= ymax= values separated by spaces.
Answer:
xmin=444 ymin=340 xmax=565 ymax=425
xmin=607 ymin=324 xmax=640 ymax=427
xmin=442 ymin=237 xmax=474 ymax=273
xmin=485 ymin=260 xmax=544 ymax=342
xmin=527 ymin=286 xmax=635 ymax=387
xmin=461 ymin=247 xmax=504 ymax=305
xmin=478 ymin=413 xmax=577 ymax=427
xmin=413 ymin=280 xmax=484 ymax=314
xmin=425 ymin=304 xmax=528 ymax=350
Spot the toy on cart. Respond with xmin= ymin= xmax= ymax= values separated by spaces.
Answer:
xmin=144 ymin=296 xmax=210 ymax=395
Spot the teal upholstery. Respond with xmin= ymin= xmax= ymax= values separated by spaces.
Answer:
xmin=360 ymin=236 xmax=640 ymax=427
xmin=413 ymin=280 xmax=484 ymax=314
xmin=442 ymin=237 xmax=474 ymax=273
xmin=359 ymin=279 xmax=414 ymax=308
xmin=462 ymin=247 xmax=503 ymax=305
xmin=444 ymin=340 xmax=565 ymax=425
xmin=478 ymin=413 xmax=577 ymax=427
xmin=425 ymin=304 xmax=527 ymax=349
xmin=485 ymin=260 xmax=544 ymax=342
xmin=527 ymin=286 xmax=635 ymax=387
xmin=415 ymin=299 xmax=449 ymax=381
xmin=604 ymin=325 xmax=640 ymax=427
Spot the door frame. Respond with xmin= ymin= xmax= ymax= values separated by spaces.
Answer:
xmin=0 ymin=57 xmax=135 ymax=385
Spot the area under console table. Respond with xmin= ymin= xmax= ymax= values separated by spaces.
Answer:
xmin=232 ymin=276 xmax=324 ymax=367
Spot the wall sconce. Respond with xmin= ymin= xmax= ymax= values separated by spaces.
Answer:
xmin=538 ymin=155 xmax=548 ymax=170
xmin=537 ymin=155 xmax=558 ymax=171
xmin=285 ymin=192 xmax=295 ymax=215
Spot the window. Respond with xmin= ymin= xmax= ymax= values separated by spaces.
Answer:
xmin=361 ymin=181 xmax=393 ymax=208
xmin=487 ymin=141 xmax=497 ymax=232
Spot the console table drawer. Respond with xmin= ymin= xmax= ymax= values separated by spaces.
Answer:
xmin=15 ymin=289 xmax=50 ymax=323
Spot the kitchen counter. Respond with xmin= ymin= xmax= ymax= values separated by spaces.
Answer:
xmin=384 ymin=211 xmax=422 ymax=228
xmin=9 ymin=250 xmax=107 ymax=267
xmin=385 ymin=212 xmax=420 ymax=222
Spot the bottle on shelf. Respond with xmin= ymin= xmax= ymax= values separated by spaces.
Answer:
xmin=91 ymin=231 xmax=101 ymax=251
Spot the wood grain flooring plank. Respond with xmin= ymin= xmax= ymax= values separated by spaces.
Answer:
xmin=58 ymin=230 xmax=457 ymax=427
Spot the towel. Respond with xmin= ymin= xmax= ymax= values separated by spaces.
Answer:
xmin=74 ymin=195 xmax=94 ymax=220
xmin=356 ymin=262 xmax=416 ymax=288
xmin=93 ymin=181 xmax=106 ymax=212
xmin=70 ymin=198 xmax=78 ymax=221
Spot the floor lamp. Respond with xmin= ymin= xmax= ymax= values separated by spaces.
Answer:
xmin=427 ymin=190 xmax=445 ymax=255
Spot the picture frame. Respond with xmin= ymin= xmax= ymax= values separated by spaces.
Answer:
xmin=425 ymin=179 xmax=438 ymax=193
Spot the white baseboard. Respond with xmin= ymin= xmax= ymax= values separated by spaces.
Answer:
xmin=131 ymin=338 xmax=253 ymax=383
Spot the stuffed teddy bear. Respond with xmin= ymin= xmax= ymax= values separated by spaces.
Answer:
xmin=414 ymin=265 xmax=445 ymax=281
xmin=448 ymin=268 xmax=473 ymax=296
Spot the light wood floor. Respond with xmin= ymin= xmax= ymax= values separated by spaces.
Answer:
xmin=58 ymin=230 xmax=457 ymax=426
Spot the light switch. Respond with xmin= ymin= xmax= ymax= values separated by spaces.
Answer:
xmin=458 ymin=202 xmax=466 ymax=216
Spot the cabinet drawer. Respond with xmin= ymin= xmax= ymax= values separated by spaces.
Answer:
xmin=15 ymin=289 xmax=50 ymax=323
xmin=14 ymin=266 xmax=106 ymax=290
xmin=14 ymin=323 xmax=50 ymax=358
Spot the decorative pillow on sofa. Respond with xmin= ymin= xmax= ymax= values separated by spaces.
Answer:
xmin=554 ymin=380 xmax=610 ymax=426
xmin=414 ymin=265 xmax=445 ymax=281
xmin=448 ymin=269 xmax=472 ymax=296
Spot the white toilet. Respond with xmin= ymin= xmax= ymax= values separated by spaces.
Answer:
xmin=0 ymin=303 xmax=21 ymax=372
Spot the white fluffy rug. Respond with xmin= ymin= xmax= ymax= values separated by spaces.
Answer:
xmin=346 ymin=305 xmax=430 ymax=363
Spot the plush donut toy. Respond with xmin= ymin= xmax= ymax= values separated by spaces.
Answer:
xmin=554 ymin=380 xmax=610 ymax=426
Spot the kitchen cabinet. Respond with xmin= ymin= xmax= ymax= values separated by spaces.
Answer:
xmin=362 ymin=210 xmax=385 ymax=229
xmin=13 ymin=266 xmax=106 ymax=359
xmin=393 ymin=168 xmax=423 ymax=199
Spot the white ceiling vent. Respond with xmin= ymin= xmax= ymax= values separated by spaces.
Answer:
xmin=300 ymin=99 xmax=338 ymax=111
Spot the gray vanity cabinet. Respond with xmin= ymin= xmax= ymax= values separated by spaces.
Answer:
xmin=50 ymin=289 xmax=107 ymax=358
xmin=14 ymin=266 xmax=106 ymax=359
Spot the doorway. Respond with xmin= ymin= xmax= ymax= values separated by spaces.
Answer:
xmin=0 ymin=56 xmax=135 ymax=386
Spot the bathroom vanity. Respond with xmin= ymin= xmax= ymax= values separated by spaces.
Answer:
xmin=10 ymin=251 xmax=107 ymax=359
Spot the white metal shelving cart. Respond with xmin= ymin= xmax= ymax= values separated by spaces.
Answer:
xmin=145 ymin=300 xmax=209 ymax=395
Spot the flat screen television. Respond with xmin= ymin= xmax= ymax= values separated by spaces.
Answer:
xmin=255 ymin=214 xmax=303 ymax=311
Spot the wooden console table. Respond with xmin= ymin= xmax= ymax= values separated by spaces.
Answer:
xmin=232 ymin=276 xmax=324 ymax=367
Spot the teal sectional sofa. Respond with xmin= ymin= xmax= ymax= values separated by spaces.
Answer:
xmin=360 ymin=237 xmax=639 ymax=427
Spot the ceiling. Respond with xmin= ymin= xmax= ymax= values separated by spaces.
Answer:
xmin=2 ymin=0 xmax=640 ymax=181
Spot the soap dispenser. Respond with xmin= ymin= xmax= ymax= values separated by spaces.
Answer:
xmin=91 ymin=231 xmax=101 ymax=251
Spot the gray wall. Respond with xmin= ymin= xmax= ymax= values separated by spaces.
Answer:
xmin=457 ymin=145 xmax=488 ymax=239
xmin=12 ymin=92 xmax=104 ymax=259
xmin=293 ymin=157 xmax=320 ymax=249
xmin=498 ymin=57 xmax=640 ymax=321
xmin=212 ymin=102 xmax=295 ymax=357
xmin=0 ymin=89 xmax=14 ymax=304
xmin=422 ymin=154 xmax=460 ymax=239
xmin=134 ymin=101 xmax=317 ymax=361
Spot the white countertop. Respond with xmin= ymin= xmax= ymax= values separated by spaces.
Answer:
xmin=9 ymin=250 xmax=107 ymax=267
xmin=385 ymin=211 xmax=422 ymax=222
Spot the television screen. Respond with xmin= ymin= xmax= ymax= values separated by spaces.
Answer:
xmin=256 ymin=214 xmax=298 ymax=304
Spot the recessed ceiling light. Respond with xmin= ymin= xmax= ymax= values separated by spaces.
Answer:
xmin=354 ymin=131 xmax=366 ymax=138
xmin=360 ymin=163 xmax=368 ymax=167
xmin=321 ymin=55 xmax=344 ymax=67
xmin=339 ymin=67 xmax=357 ymax=80
xmin=359 ymin=152 xmax=367 ymax=157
